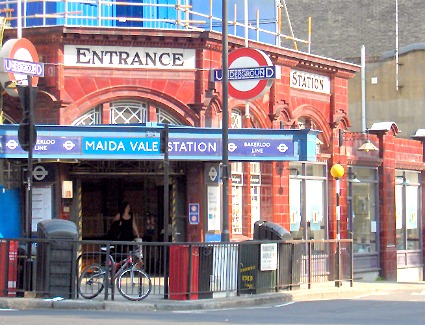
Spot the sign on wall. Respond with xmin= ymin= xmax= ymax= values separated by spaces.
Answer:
xmin=290 ymin=69 xmax=330 ymax=94
xmin=188 ymin=203 xmax=199 ymax=225
xmin=64 ymin=45 xmax=196 ymax=70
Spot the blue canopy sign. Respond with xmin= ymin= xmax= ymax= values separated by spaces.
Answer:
xmin=0 ymin=124 xmax=319 ymax=162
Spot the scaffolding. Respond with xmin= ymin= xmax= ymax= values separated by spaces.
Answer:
xmin=0 ymin=0 xmax=309 ymax=51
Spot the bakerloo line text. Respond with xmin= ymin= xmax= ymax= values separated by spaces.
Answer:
xmin=84 ymin=140 xmax=218 ymax=152
xmin=34 ymin=139 xmax=56 ymax=151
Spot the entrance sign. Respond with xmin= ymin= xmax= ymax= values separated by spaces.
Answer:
xmin=0 ymin=38 xmax=43 ymax=96
xmin=214 ymin=48 xmax=277 ymax=100
xmin=64 ymin=45 xmax=196 ymax=70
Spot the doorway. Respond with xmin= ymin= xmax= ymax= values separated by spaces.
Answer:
xmin=77 ymin=174 xmax=186 ymax=242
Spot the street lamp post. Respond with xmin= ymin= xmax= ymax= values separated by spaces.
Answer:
xmin=221 ymin=0 xmax=230 ymax=242
xmin=330 ymin=163 xmax=344 ymax=287
xmin=17 ymin=75 xmax=37 ymax=238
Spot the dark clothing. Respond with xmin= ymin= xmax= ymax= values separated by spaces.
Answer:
xmin=107 ymin=214 xmax=135 ymax=262
xmin=107 ymin=214 xmax=135 ymax=241
xmin=117 ymin=215 xmax=135 ymax=241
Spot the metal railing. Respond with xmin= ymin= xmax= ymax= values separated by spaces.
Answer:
xmin=0 ymin=238 xmax=353 ymax=300
xmin=0 ymin=0 xmax=309 ymax=49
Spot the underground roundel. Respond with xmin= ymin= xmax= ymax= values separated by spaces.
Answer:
xmin=227 ymin=48 xmax=275 ymax=101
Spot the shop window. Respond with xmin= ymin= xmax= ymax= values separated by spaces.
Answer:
xmin=289 ymin=162 xmax=327 ymax=240
xmin=250 ymin=162 xmax=261 ymax=233
xmin=111 ymin=101 xmax=147 ymax=124
xmin=231 ymin=162 xmax=243 ymax=235
xmin=350 ymin=167 xmax=378 ymax=254
xmin=395 ymin=171 xmax=420 ymax=251
xmin=72 ymin=106 xmax=102 ymax=125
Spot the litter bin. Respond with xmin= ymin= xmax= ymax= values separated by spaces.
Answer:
xmin=36 ymin=219 xmax=78 ymax=299
xmin=238 ymin=242 xmax=258 ymax=295
xmin=254 ymin=220 xmax=292 ymax=240
xmin=252 ymin=221 xmax=299 ymax=292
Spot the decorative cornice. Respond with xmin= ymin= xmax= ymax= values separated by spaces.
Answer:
xmin=395 ymin=161 xmax=425 ymax=171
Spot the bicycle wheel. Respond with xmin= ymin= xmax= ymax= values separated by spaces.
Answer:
xmin=117 ymin=267 xmax=152 ymax=301
xmin=78 ymin=264 xmax=105 ymax=299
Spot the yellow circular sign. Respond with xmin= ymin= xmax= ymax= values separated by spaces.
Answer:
xmin=330 ymin=164 xmax=344 ymax=179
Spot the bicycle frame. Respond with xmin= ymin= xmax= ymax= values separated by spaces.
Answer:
xmin=103 ymin=247 xmax=143 ymax=297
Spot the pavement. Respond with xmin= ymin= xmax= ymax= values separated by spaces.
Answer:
xmin=1 ymin=281 xmax=425 ymax=311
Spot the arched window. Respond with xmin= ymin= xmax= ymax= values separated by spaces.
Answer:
xmin=72 ymin=106 xmax=102 ymax=126
xmin=0 ymin=112 xmax=15 ymax=124
xmin=231 ymin=109 xmax=242 ymax=129
xmin=111 ymin=101 xmax=148 ymax=124
xmin=72 ymin=101 xmax=184 ymax=126
xmin=156 ymin=107 xmax=182 ymax=125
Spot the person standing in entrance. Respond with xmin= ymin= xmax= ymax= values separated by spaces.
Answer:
xmin=108 ymin=202 xmax=141 ymax=261
xmin=111 ymin=201 xmax=140 ymax=241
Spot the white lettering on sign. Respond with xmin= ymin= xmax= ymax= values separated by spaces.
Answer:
xmin=244 ymin=141 xmax=270 ymax=154
xmin=290 ymin=70 xmax=330 ymax=94
xmin=244 ymin=142 xmax=271 ymax=148
xmin=168 ymin=141 xmax=217 ymax=153
xmin=84 ymin=140 xmax=159 ymax=152
xmin=64 ymin=45 xmax=196 ymax=69
xmin=129 ymin=141 xmax=157 ymax=152
xmin=37 ymin=139 xmax=55 ymax=145
xmin=86 ymin=140 xmax=126 ymax=152
xmin=4 ymin=58 xmax=44 ymax=77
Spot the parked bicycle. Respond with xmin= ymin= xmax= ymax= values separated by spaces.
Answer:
xmin=78 ymin=243 xmax=152 ymax=301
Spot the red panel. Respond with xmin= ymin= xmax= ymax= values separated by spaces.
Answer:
xmin=0 ymin=241 xmax=18 ymax=297
xmin=169 ymin=245 xmax=199 ymax=300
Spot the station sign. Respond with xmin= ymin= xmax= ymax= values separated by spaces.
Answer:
xmin=213 ymin=48 xmax=277 ymax=100
xmin=214 ymin=66 xmax=276 ymax=82
xmin=3 ymin=136 xmax=80 ymax=154
xmin=0 ymin=124 xmax=319 ymax=162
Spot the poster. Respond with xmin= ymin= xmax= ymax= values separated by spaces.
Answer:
xmin=207 ymin=186 xmax=221 ymax=231
xmin=406 ymin=186 xmax=418 ymax=230
xmin=289 ymin=179 xmax=301 ymax=231
xmin=306 ymin=180 xmax=323 ymax=231
xmin=395 ymin=185 xmax=403 ymax=230
xmin=32 ymin=186 xmax=52 ymax=232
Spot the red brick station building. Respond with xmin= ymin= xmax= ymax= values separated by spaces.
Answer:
xmin=0 ymin=3 xmax=424 ymax=283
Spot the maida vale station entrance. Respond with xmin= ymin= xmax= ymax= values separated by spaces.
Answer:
xmin=0 ymin=123 xmax=318 ymax=243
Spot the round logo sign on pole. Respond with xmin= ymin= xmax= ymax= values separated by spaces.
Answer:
xmin=0 ymin=38 xmax=41 ymax=96
xmin=227 ymin=48 xmax=274 ymax=101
